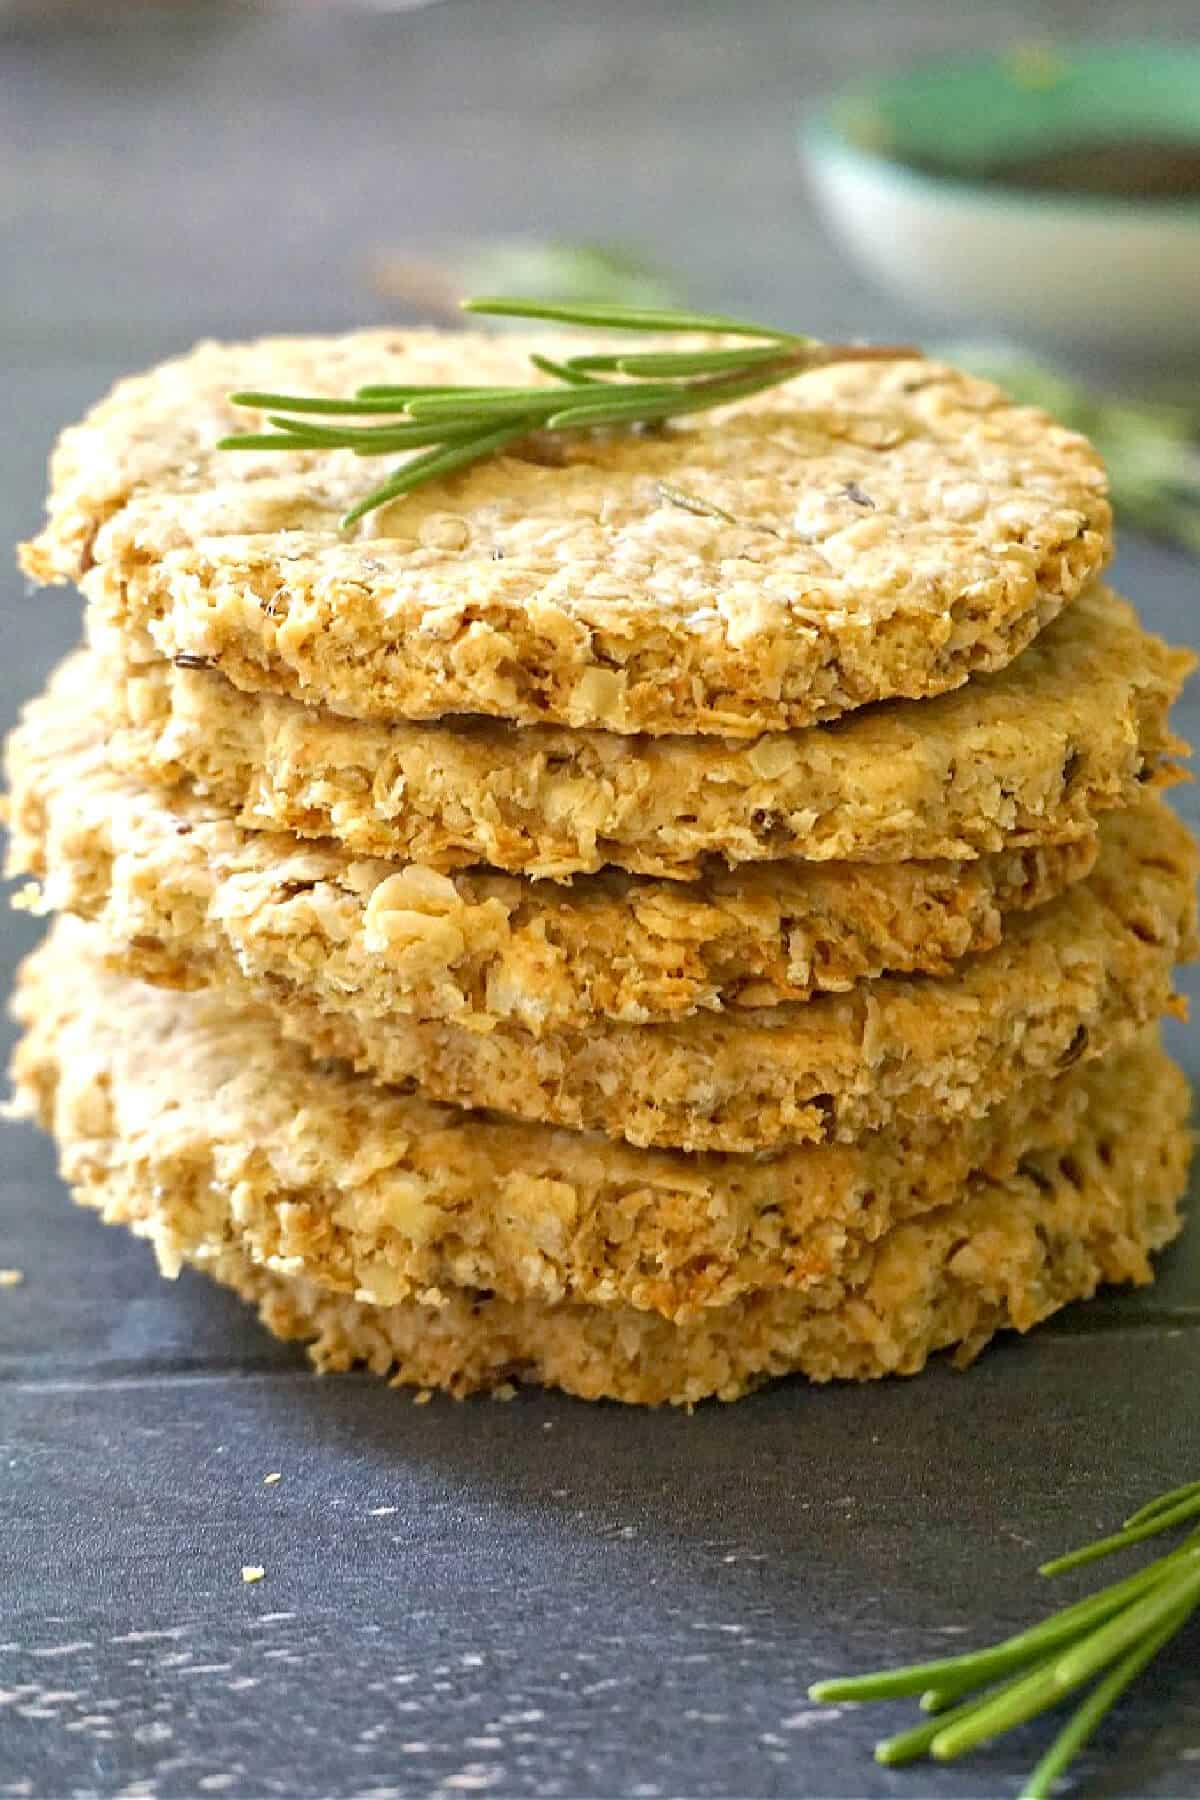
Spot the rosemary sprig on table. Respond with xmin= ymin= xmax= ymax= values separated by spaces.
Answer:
xmin=218 ymin=298 xmax=916 ymax=528
xmin=810 ymin=1476 xmax=1200 ymax=1798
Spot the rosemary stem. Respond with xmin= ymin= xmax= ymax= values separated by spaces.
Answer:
xmin=403 ymin=381 xmax=683 ymax=420
xmin=547 ymin=366 xmax=790 ymax=431
xmin=1049 ymin=1556 xmax=1200 ymax=1690
xmin=265 ymin=417 xmax=484 ymax=450
xmin=339 ymin=419 xmax=534 ymax=529
xmin=1126 ymin=1478 xmax=1200 ymax=1530
xmin=930 ymin=1659 xmax=1082 ymax=1761
xmin=875 ymin=1644 xmax=1090 ymax=1768
xmin=564 ymin=344 xmax=795 ymax=376
xmin=873 ymin=1671 xmax=1036 ymax=1766
xmin=1019 ymin=1598 xmax=1198 ymax=1800
xmin=230 ymin=389 xmax=455 ymax=414
xmin=810 ymin=1546 xmax=1183 ymax=1707
xmin=527 ymin=352 xmax=601 ymax=385
xmin=460 ymin=295 xmax=802 ymax=337
xmin=1042 ymin=1496 xmax=1200 ymax=1576
xmin=941 ymin=1542 xmax=1200 ymax=1709
xmin=223 ymin=295 xmax=920 ymax=525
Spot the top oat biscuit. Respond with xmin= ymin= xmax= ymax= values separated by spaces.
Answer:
xmin=20 ymin=329 xmax=1110 ymax=736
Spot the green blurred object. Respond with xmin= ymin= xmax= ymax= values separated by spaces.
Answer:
xmin=802 ymin=46 xmax=1200 ymax=357
xmin=370 ymin=240 xmax=681 ymax=324
xmin=457 ymin=241 xmax=681 ymax=312
xmin=822 ymin=44 xmax=1200 ymax=180
xmin=950 ymin=344 xmax=1200 ymax=555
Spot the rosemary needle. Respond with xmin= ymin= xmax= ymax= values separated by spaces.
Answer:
xmin=219 ymin=296 xmax=916 ymax=528
xmin=526 ymin=352 xmax=601 ymax=386
xmin=876 ymin=1657 xmax=1061 ymax=1767
xmin=810 ymin=1481 xmax=1200 ymax=1796
xmin=1040 ymin=1487 xmax=1200 ymax=1576
xmin=1126 ymin=1477 xmax=1200 ymax=1530
xmin=340 ymin=421 xmax=536 ymax=529
xmin=460 ymin=296 xmax=806 ymax=336
xmin=229 ymin=387 xmax=471 ymax=412
xmin=566 ymin=344 xmax=802 ymax=375
xmin=1049 ymin=1555 xmax=1200 ymax=1690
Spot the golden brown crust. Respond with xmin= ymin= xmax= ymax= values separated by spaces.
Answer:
xmin=4 ymin=659 xmax=1098 ymax=1033
xmin=20 ymin=329 xmax=1110 ymax=736
xmin=221 ymin=1083 xmax=1191 ymax=1400
xmin=11 ymin=938 xmax=1188 ymax=1402
xmin=223 ymin=1070 xmax=1189 ymax=1400
xmin=131 ymin=799 xmax=1195 ymax=1152
xmin=97 ymin=586 xmax=1192 ymax=879
xmin=12 ymin=920 xmax=1163 ymax=1324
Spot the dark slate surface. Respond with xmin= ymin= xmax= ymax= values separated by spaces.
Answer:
xmin=1 ymin=5 xmax=1199 ymax=1796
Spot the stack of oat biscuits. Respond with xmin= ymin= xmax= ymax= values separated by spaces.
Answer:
xmin=6 ymin=329 xmax=1197 ymax=1404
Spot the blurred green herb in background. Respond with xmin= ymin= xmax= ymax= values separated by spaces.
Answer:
xmin=370 ymin=239 xmax=681 ymax=325
xmin=950 ymin=345 xmax=1200 ymax=556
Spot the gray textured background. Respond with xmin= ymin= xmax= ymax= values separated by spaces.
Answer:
xmin=2 ymin=4 xmax=1199 ymax=1796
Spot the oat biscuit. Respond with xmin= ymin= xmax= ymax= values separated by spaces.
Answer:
xmin=225 ymin=1073 xmax=1188 ymax=1402
xmin=149 ymin=800 xmax=1194 ymax=1152
xmin=11 ymin=918 xmax=1147 ymax=1322
xmin=97 ymin=587 xmax=1191 ymax=879
xmin=5 ymin=665 xmax=1097 ymax=1033
xmin=20 ymin=329 xmax=1110 ymax=736
xmin=222 ymin=1083 xmax=1190 ymax=1401
xmin=10 ymin=939 xmax=1188 ymax=1402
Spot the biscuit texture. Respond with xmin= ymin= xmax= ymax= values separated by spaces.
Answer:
xmin=10 ymin=918 xmax=1144 ymax=1323
xmin=218 ymin=1093 xmax=1189 ymax=1401
xmin=21 ymin=330 xmax=1110 ymax=736
xmin=5 ymin=664 xmax=1097 ymax=1032
xmin=98 ymin=587 xmax=1191 ymax=879
xmin=125 ymin=799 xmax=1194 ymax=1152
xmin=10 ymin=937 xmax=1189 ymax=1402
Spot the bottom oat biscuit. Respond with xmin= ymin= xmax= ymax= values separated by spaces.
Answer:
xmin=8 ymin=924 xmax=1191 ymax=1402
xmin=221 ymin=1072 xmax=1188 ymax=1402
xmin=6 ymin=916 xmax=1144 ymax=1322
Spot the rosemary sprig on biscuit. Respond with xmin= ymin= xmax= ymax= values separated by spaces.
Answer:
xmin=811 ymin=1475 xmax=1200 ymax=1798
xmin=219 ymin=298 xmax=916 ymax=527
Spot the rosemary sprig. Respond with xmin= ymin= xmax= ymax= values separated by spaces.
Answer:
xmin=810 ymin=1476 xmax=1200 ymax=1797
xmin=219 ymin=298 xmax=916 ymax=528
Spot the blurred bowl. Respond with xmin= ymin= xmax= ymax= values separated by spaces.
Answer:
xmin=802 ymin=45 xmax=1200 ymax=360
